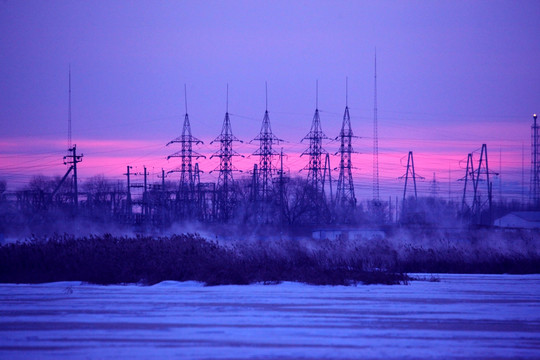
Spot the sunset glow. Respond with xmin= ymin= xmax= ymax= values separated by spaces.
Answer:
xmin=0 ymin=1 xmax=538 ymax=203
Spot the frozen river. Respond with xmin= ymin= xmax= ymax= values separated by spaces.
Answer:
xmin=0 ymin=274 xmax=539 ymax=359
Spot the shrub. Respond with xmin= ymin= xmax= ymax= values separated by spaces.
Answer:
xmin=0 ymin=234 xmax=408 ymax=286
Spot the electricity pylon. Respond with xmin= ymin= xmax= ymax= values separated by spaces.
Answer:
xmin=400 ymin=151 xmax=423 ymax=202
xmin=301 ymin=81 xmax=330 ymax=223
xmin=210 ymin=85 xmax=243 ymax=221
xmin=167 ymin=85 xmax=205 ymax=218
xmin=252 ymin=83 xmax=282 ymax=202
xmin=461 ymin=144 xmax=497 ymax=225
xmin=335 ymin=78 xmax=357 ymax=210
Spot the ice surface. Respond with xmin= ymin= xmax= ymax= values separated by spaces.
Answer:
xmin=0 ymin=274 xmax=539 ymax=359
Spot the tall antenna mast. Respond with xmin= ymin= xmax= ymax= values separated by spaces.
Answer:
xmin=522 ymin=142 xmax=525 ymax=207
xmin=531 ymin=113 xmax=539 ymax=209
xmin=373 ymin=49 xmax=380 ymax=201
xmin=68 ymin=65 xmax=72 ymax=149
xmin=499 ymin=146 xmax=502 ymax=202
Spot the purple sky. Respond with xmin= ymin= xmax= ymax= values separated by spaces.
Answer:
xmin=1 ymin=0 xmax=539 ymax=200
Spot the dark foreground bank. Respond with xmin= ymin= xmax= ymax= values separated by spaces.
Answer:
xmin=1 ymin=231 xmax=538 ymax=286
xmin=0 ymin=234 xmax=408 ymax=286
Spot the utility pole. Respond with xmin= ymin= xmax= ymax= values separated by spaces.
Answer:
xmin=162 ymin=168 xmax=165 ymax=191
xmin=448 ymin=164 xmax=451 ymax=202
xmin=159 ymin=168 xmax=167 ymax=227
xmin=125 ymin=165 xmax=133 ymax=216
xmin=278 ymin=148 xmax=286 ymax=225
xmin=143 ymin=166 xmax=148 ymax=218
xmin=522 ymin=142 xmax=525 ymax=208
xmin=251 ymin=164 xmax=259 ymax=202
xmin=63 ymin=144 xmax=83 ymax=209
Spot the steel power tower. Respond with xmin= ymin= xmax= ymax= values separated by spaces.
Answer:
xmin=335 ymin=78 xmax=357 ymax=210
xmin=211 ymin=86 xmax=243 ymax=221
xmin=398 ymin=151 xmax=423 ymax=223
xmin=400 ymin=151 xmax=423 ymax=202
xmin=301 ymin=82 xmax=330 ymax=221
xmin=430 ymin=172 xmax=439 ymax=198
xmin=252 ymin=83 xmax=282 ymax=202
xmin=461 ymin=144 xmax=496 ymax=225
xmin=167 ymin=85 xmax=205 ymax=218
xmin=531 ymin=114 xmax=539 ymax=209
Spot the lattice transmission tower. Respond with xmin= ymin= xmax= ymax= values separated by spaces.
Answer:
xmin=335 ymin=78 xmax=357 ymax=209
xmin=252 ymin=83 xmax=282 ymax=202
xmin=211 ymin=86 xmax=243 ymax=221
xmin=301 ymin=82 xmax=331 ymax=223
xmin=301 ymin=82 xmax=329 ymax=196
xmin=167 ymin=85 xmax=204 ymax=218
xmin=461 ymin=144 xmax=496 ymax=225
xmin=399 ymin=151 xmax=423 ymax=202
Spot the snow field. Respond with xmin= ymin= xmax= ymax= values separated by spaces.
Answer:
xmin=0 ymin=274 xmax=539 ymax=359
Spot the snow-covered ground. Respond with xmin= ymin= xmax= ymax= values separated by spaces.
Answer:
xmin=0 ymin=274 xmax=539 ymax=359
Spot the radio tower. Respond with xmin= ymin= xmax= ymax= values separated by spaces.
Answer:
xmin=301 ymin=81 xmax=329 ymax=196
xmin=531 ymin=113 xmax=539 ymax=209
xmin=252 ymin=82 xmax=282 ymax=202
xmin=68 ymin=65 xmax=72 ymax=149
xmin=63 ymin=66 xmax=83 ymax=209
xmin=373 ymin=50 xmax=380 ymax=202
xmin=373 ymin=49 xmax=379 ymax=202
xmin=335 ymin=77 xmax=357 ymax=209
xmin=211 ymin=85 xmax=243 ymax=221
xmin=167 ymin=85 xmax=204 ymax=217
